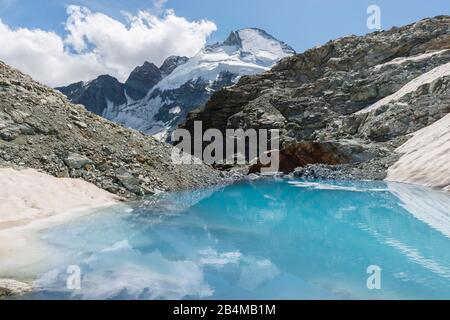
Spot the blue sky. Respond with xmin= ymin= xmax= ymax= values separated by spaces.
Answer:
xmin=1 ymin=0 xmax=448 ymax=52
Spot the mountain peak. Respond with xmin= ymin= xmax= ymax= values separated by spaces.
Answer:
xmin=128 ymin=61 xmax=160 ymax=78
xmin=56 ymin=74 xmax=126 ymax=116
xmin=94 ymin=74 xmax=121 ymax=84
xmin=160 ymin=56 xmax=189 ymax=77
xmin=223 ymin=30 xmax=243 ymax=47
xmin=221 ymin=28 xmax=295 ymax=64
xmin=125 ymin=61 xmax=162 ymax=100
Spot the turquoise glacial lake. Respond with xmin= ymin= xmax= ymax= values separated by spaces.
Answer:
xmin=23 ymin=179 xmax=450 ymax=299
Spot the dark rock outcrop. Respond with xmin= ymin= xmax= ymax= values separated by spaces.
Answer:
xmin=56 ymin=75 xmax=127 ymax=116
xmin=160 ymin=56 xmax=189 ymax=77
xmin=56 ymin=56 xmax=188 ymax=116
xmin=124 ymin=61 xmax=162 ymax=100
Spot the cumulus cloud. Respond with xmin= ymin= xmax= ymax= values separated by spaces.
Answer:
xmin=0 ymin=5 xmax=217 ymax=87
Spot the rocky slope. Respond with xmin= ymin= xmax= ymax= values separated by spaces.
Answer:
xmin=181 ymin=16 xmax=450 ymax=183
xmin=0 ymin=60 xmax=227 ymax=199
xmin=57 ymin=28 xmax=295 ymax=140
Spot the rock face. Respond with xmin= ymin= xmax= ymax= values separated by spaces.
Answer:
xmin=124 ymin=61 xmax=162 ymax=100
xmin=160 ymin=56 xmax=189 ymax=77
xmin=0 ymin=60 xmax=226 ymax=199
xmin=57 ymin=75 xmax=127 ymax=116
xmin=181 ymin=16 xmax=450 ymax=180
xmin=57 ymin=28 xmax=295 ymax=140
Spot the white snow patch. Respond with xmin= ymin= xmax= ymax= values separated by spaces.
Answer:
xmin=124 ymin=89 xmax=135 ymax=105
xmin=102 ymin=98 xmax=116 ymax=118
xmin=357 ymin=62 xmax=450 ymax=114
xmin=153 ymin=48 xmax=269 ymax=91
xmin=386 ymin=113 xmax=450 ymax=190
xmin=373 ymin=50 xmax=449 ymax=70
xmin=151 ymin=128 xmax=170 ymax=141
xmin=169 ymin=106 xmax=181 ymax=114
xmin=238 ymin=29 xmax=292 ymax=65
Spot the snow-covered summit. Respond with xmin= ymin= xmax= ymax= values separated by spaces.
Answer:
xmin=229 ymin=28 xmax=296 ymax=65
xmin=154 ymin=28 xmax=295 ymax=92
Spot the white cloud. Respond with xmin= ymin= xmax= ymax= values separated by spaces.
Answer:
xmin=0 ymin=5 xmax=217 ymax=87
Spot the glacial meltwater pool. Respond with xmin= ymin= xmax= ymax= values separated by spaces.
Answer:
xmin=19 ymin=179 xmax=450 ymax=299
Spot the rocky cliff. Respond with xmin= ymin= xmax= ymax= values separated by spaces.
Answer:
xmin=0 ymin=61 xmax=226 ymax=199
xmin=57 ymin=74 xmax=128 ymax=116
xmin=181 ymin=16 xmax=450 ymax=182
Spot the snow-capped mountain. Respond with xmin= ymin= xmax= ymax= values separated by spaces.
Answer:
xmin=57 ymin=28 xmax=295 ymax=140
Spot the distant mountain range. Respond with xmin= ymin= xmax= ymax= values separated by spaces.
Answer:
xmin=56 ymin=28 xmax=295 ymax=140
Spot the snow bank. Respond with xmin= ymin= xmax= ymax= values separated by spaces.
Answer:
xmin=358 ymin=62 xmax=450 ymax=114
xmin=0 ymin=167 xmax=120 ymax=229
xmin=0 ymin=167 xmax=121 ymax=277
xmin=373 ymin=49 xmax=449 ymax=70
xmin=386 ymin=113 xmax=450 ymax=190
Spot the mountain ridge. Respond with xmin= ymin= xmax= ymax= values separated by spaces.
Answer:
xmin=57 ymin=28 xmax=295 ymax=140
